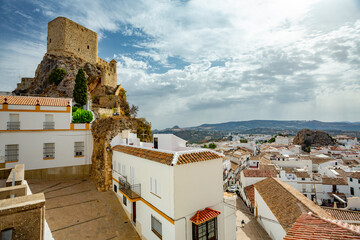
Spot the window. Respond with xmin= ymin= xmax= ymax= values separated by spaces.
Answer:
xmin=302 ymin=178 xmax=305 ymax=181
xmin=192 ymin=218 xmax=217 ymax=240
xmin=151 ymin=215 xmax=162 ymax=239
xmin=74 ymin=142 xmax=84 ymax=156
xmin=5 ymin=144 xmax=19 ymax=162
xmin=43 ymin=143 xmax=55 ymax=159
xmin=8 ymin=114 xmax=20 ymax=130
xmin=123 ymin=195 xmax=127 ymax=206
xmin=358 ymin=179 xmax=360 ymax=184
xmin=87 ymin=45 xmax=89 ymax=49
xmin=44 ymin=114 xmax=54 ymax=129
xmin=351 ymin=187 xmax=354 ymax=195
xmin=114 ymin=184 xmax=117 ymax=193
xmin=150 ymin=177 xmax=161 ymax=197
xmin=154 ymin=137 xmax=158 ymax=149
xmin=350 ymin=178 xmax=353 ymax=182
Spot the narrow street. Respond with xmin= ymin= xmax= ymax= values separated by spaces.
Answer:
xmin=236 ymin=196 xmax=271 ymax=240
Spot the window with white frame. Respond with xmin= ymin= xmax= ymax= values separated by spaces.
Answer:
xmin=151 ymin=215 xmax=162 ymax=239
xmin=74 ymin=142 xmax=84 ymax=156
xmin=43 ymin=143 xmax=55 ymax=159
xmin=150 ymin=177 xmax=161 ymax=197
xmin=5 ymin=144 xmax=19 ymax=162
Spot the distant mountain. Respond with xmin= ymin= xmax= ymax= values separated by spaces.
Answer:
xmin=154 ymin=120 xmax=360 ymax=143
xmin=189 ymin=120 xmax=360 ymax=132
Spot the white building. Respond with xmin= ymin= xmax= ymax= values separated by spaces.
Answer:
xmin=275 ymin=136 xmax=290 ymax=145
xmin=111 ymin=132 xmax=236 ymax=240
xmin=253 ymin=177 xmax=333 ymax=240
xmin=0 ymin=96 xmax=93 ymax=176
xmin=348 ymin=172 xmax=360 ymax=198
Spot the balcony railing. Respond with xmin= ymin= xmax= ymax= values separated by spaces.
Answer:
xmin=43 ymin=122 xmax=55 ymax=129
xmin=7 ymin=122 xmax=20 ymax=130
xmin=118 ymin=175 xmax=141 ymax=199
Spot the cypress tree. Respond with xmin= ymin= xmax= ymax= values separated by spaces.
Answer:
xmin=73 ymin=69 xmax=87 ymax=106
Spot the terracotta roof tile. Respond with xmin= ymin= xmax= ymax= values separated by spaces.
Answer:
xmin=0 ymin=95 xmax=71 ymax=107
xmin=244 ymin=185 xmax=254 ymax=206
xmin=350 ymin=172 xmax=360 ymax=179
xmin=190 ymin=208 xmax=221 ymax=225
xmin=112 ymin=145 xmax=222 ymax=166
xmin=243 ymin=169 xmax=277 ymax=178
xmin=295 ymin=172 xmax=310 ymax=178
xmin=283 ymin=213 xmax=360 ymax=240
xmin=322 ymin=207 xmax=360 ymax=222
xmin=255 ymin=178 xmax=333 ymax=232
xmin=112 ymin=145 xmax=174 ymax=165
xmin=322 ymin=177 xmax=348 ymax=185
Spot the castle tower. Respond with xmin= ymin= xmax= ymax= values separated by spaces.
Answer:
xmin=47 ymin=17 xmax=98 ymax=65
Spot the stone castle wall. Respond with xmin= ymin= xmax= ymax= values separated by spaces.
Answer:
xmin=17 ymin=77 xmax=34 ymax=91
xmin=47 ymin=17 xmax=98 ymax=65
xmin=97 ymin=58 xmax=117 ymax=88
xmin=47 ymin=17 xmax=117 ymax=88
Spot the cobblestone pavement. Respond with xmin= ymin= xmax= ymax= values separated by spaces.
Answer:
xmin=28 ymin=178 xmax=140 ymax=240
xmin=236 ymin=196 xmax=271 ymax=240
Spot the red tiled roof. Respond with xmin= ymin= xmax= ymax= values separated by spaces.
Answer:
xmin=190 ymin=208 xmax=221 ymax=225
xmin=0 ymin=95 xmax=71 ymax=107
xmin=322 ymin=207 xmax=360 ymax=222
xmin=350 ymin=172 xmax=360 ymax=179
xmin=322 ymin=177 xmax=348 ymax=185
xmin=112 ymin=145 xmax=174 ymax=165
xmin=177 ymin=151 xmax=222 ymax=165
xmin=244 ymin=185 xmax=254 ymax=206
xmin=243 ymin=169 xmax=277 ymax=178
xmin=283 ymin=213 xmax=360 ymax=240
xmin=112 ymin=145 xmax=222 ymax=166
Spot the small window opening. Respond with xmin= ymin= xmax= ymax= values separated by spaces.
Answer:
xmin=87 ymin=45 xmax=89 ymax=49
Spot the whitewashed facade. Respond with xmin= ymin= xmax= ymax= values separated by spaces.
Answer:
xmin=0 ymin=96 xmax=93 ymax=171
xmin=111 ymin=133 xmax=236 ymax=240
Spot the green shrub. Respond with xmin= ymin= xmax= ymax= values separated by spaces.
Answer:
xmin=72 ymin=108 xmax=93 ymax=123
xmin=208 ymin=143 xmax=217 ymax=149
xmin=240 ymin=139 xmax=248 ymax=143
xmin=49 ymin=68 xmax=66 ymax=85
xmin=73 ymin=69 xmax=87 ymax=106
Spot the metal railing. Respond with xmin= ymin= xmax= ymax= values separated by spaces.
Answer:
xmin=118 ymin=175 xmax=141 ymax=199
xmin=43 ymin=122 xmax=55 ymax=129
xmin=7 ymin=122 xmax=20 ymax=130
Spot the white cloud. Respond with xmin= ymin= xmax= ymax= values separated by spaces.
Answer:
xmin=1 ymin=0 xmax=360 ymax=129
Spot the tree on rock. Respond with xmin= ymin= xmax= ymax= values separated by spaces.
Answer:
xmin=73 ymin=69 xmax=87 ymax=106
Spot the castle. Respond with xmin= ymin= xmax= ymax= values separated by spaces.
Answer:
xmin=47 ymin=17 xmax=117 ymax=88
xmin=17 ymin=17 xmax=117 ymax=90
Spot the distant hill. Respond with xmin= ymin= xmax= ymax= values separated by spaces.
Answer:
xmin=190 ymin=120 xmax=360 ymax=132
xmin=154 ymin=120 xmax=360 ymax=143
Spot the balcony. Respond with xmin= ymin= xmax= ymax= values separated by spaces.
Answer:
xmin=43 ymin=122 xmax=55 ymax=129
xmin=118 ymin=175 xmax=141 ymax=199
xmin=7 ymin=122 xmax=20 ymax=130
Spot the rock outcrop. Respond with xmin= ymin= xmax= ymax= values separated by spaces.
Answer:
xmin=91 ymin=116 xmax=137 ymax=191
xmin=293 ymin=129 xmax=335 ymax=151
xmin=91 ymin=116 xmax=152 ymax=191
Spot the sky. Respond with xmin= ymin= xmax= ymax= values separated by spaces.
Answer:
xmin=1 ymin=0 xmax=360 ymax=129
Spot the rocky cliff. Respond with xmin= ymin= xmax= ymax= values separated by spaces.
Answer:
xmin=293 ymin=129 xmax=335 ymax=151
xmin=13 ymin=54 xmax=122 ymax=112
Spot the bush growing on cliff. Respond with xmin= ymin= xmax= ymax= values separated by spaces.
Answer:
xmin=72 ymin=108 xmax=93 ymax=123
xmin=49 ymin=68 xmax=66 ymax=85
xmin=73 ymin=69 xmax=87 ymax=106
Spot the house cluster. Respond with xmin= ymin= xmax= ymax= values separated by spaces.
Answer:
xmin=216 ymin=133 xmax=360 ymax=239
